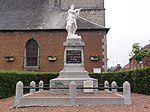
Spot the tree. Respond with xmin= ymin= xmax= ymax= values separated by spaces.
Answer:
xmin=130 ymin=43 xmax=150 ymax=68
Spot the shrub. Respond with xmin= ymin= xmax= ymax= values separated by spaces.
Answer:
xmin=0 ymin=71 xmax=58 ymax=98
xmin=0 ymin=67 xmax=149 ymax=98
xmin=90 ymin=67 xmax=150 ymax=95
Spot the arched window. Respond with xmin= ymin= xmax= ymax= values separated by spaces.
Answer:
xmin=24 ymin=39 xmax=39 ymax=70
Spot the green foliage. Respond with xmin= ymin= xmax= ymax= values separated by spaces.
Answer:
xmin=90 ymin=67 xmax=150 ymax=95
xmin=0 ymin=68 xmax=150 ymax=98
xmin=130 ymin=43 xmax=149 ymax=62
xmin=0 ymin=71 xmax=58 ymax=98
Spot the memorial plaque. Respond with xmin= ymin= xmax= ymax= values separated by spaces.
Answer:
xmin=66 ymin=50 xmax=82 ymax=64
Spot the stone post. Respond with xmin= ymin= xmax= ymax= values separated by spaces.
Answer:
xmin=111 ymin=81 xmax=117 ymax=93
xmin=15 ymin=81 xmax=23 ymax=98
xmin=69 ymin=81 xmax=76 ymax=106
xmin=30 ymin=81 xmax=36 ymax=93
xmin=13 ymin=81 xmax=23 ymax=107
xmin=123 ymin=81 xmax=132 ymax=104
xmin=84 ymin=80 xmax=93 ymax=93
xmin=39 ymin=80 xmax=44 ymax=91
xmin=94 ymin=81 xmax=98 ymax=93
xmin=104 ymin=80 xmax=109 ymax=92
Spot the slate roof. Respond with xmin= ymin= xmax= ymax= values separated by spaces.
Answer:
xmin=143 ymin=43 xmax=150 ymax=56
xmin=143 ymin=43 xmax=150 ymax=49
xmin=0 ymin=0 xmax=109 ymax=31
xmin=122 ymin=63 xmax=130 ymax=70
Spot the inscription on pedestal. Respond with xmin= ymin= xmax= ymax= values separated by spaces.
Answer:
xmin=66 ymin=50 xmax=82 ymax=64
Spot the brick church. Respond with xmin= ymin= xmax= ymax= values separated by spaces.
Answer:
xmin=0 ymin=0 xmax=109 ymax=72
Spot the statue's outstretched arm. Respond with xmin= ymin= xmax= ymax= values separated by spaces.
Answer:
xmin=75 ymin=8 xmax=82 ymax=15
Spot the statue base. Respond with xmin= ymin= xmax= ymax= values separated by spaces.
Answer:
xmin=50 ymin=35 xmax=98 ymax=94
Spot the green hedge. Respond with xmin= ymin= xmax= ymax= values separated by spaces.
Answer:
xmin=0 ymin=71 xmax=58 ymax=98
xmin=0 ymin=67 xmax=149 ymax=98
xmin=89 ymin=67 xmax=150 ymax=95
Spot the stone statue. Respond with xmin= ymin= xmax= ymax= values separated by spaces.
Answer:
xmin=66 ymin=4 xmax=82 ymax=37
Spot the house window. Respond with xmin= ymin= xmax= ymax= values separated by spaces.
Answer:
xmin=24 ymin=39 xmax=39 ymax=71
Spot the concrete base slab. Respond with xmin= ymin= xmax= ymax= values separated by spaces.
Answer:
xmin=13 ymin=97 xmax=125 ymax=107
xmin=12 ymin=91 xmax=132 ymax=107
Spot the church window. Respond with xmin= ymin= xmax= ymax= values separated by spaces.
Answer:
xmin=24 ymin=39 xmax=39 ymax=71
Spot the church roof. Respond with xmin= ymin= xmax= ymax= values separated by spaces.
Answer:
xmin=0 ymin=0 xmax=109 ymax=32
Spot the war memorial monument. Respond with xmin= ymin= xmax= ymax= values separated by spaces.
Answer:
xmin=13 ymin=5 xmax=131 ymax=107
xmin=50 ymin=4 xmax=98 ymax=93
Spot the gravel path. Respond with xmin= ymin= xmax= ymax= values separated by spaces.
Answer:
xmin=0 ymin=93 xmax=149 ymax=112
xmin=25 ymin=91 xmax=120 ymax=98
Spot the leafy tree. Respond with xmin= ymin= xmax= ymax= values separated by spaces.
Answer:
xmin=130 ymin=43 xmax=149 ymax=68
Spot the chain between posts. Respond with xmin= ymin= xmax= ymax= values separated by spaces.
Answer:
xmin=23 ymin=86 xmax=123 ymax=89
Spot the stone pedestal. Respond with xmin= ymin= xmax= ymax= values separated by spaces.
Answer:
xmin=50 ymin=35 xmax=98 ymax=94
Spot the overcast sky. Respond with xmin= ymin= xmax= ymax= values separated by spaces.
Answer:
xmin=105 ymin=0 xmax=150 ymax=67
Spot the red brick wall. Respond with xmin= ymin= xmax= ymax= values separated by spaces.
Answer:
xmin=129 ymin=53 xmax=150 ymax=68
xmin=129 ymin=59 xmax=138 ymax=69
xmin=143 ymin=53 xmax=150 ymax=67
xmin=0 ymin=30 xmax=104 ymax=72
